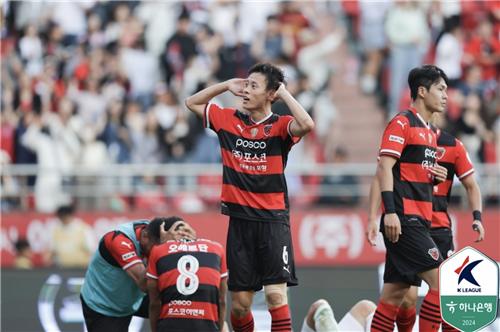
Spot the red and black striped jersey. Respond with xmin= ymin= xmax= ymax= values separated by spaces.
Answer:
xmin=98 ymin=224 xmax=146 ymax=270
xmin=204 ymin=103 xmax=300 ymax=222
xmin=432 ymin=130 xmax=475 ymax=228
xmin=379 ymin=108 xmax=437 ymax=223
xmin=147 ymin=239 xmax=227 ymax=332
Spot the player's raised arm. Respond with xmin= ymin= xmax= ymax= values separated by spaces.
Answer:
xmin=275 ymin=83 xmax=315 ymax=137
xmin=185 ymin=79 xmax=246 ymax=118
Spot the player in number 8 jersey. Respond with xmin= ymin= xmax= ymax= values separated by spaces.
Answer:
xmin=147 ymin=217 xmax=228 ymax=332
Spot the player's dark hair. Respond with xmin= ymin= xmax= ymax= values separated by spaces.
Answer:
xmin=147 ymin=216 xmax=184 ymax=243
xmin=408 ymin=65 xmax=449 ymax=101
xmin=56 ymin=204 xmax=75 ymax=218
xmin=248 ymin=63 xmax=285 ymax=91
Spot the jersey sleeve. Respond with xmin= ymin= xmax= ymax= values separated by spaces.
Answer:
xmin=104 ymin=232 xmax=143 ymax=270
xmin=146 ymin=245 xmax=159 ymax=279
xmin=379 ymin=115 xmax=409 ymax=159
xmin=204 ymin=103 xmax=233 ymax=133
xmin=455 ymin=139 xmax=475 ymax=179
xmin=280 ymin=115 xmax=301 ymax=146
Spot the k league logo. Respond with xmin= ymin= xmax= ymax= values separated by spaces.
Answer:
xmin=440 ymin=247 xmax=499 ymax=332
xmin=455 ymin=256 xmax=483 ymax=288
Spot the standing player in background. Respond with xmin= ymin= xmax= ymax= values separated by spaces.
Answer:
xmin=147 ymin=217 xmax=228 ymax=332
xmin=369 ymin=65 xmax=449 ymax=332
xmin=366 ymin=114 xmax=485 ymax=332
xmin=185 ymin=63 xmax=314 ymax=332
xmin=80 ymin=217 xmax=193 ymax=332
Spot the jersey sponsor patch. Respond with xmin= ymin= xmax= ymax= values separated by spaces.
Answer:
xmin=389 ymin=135 xmax=405 ymax=145
xmin=122 ymin=252 xmax=137 ymax=261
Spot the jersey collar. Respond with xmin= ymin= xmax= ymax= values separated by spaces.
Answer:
xmin=250 ymin=112 xmax=273 ymax=125
xmin=409 ymin=107 xmax=430 ymax=129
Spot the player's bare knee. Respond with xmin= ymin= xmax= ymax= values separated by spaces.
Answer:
xmin=265 ymin=292 xmax=287 ymax=307
xmin=380 ymin=283 xmax=410 ymax=306
xmin=264 ymin=284 xmax=287 ymax=308
xmin=231 ymin=305 xmax=251 ymax=318
xmin=401 ymin=297 xmax=417 ymax=309
xmin=231 ymin=292 xmax=253 ymax=317
xmin=231 ymin=298 xmax=252 ymax=318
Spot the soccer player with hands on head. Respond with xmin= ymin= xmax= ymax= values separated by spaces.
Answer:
xmin=186 ymin=63 xmax=314 ymax=332
xmin=80 ymin=217 xmax=194 ymax=332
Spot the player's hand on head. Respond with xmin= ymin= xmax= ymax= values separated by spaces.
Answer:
xmin=273 ymin=83 xmax=287 ymax=101
xmin=171 ymin=223 xmax=197 ymax=241
xmin=472 ymin=221 xmax=485 ymax=242
xmin=227 ymin=78 xmax=246 ymax=97
xmin=176 ymin=228 xmax=196 ymax=241
xmin=384 ymin=213 xmax=401 ymax=243
xmin=159 ymin=222 xmax=172 ymax=243
xmin=430 ymin=164 xmax=447 ymax=183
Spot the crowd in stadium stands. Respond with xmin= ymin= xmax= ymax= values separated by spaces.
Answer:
xmin=1 ymin=1 xmax=498 ymax=212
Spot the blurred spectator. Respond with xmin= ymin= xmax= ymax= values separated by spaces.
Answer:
xmin=311 ymin=75 xmax=340 ymax=160
xmin=208 ymin=0 xmax=239 ymax=47
xmin=317 ymin=147 xmax=360 ymax=206
xmin=161 ymin=9 xmax=197 ymax=87
xmin=385 ymin=0 xmax=429 ymax=118
xmin=135 ymin=2 xmax=177 ymax=56
xmin=457 ymin=64 xmax=486 ymax=97
xmin=0 ymin=150 xmax=20 ymax=211
xmin=463 ymin=19 xmax=500 ymax=93
xmin=276 ymin=0 xmax=311 ymax=59
xmin=21 ymin=111 xmax=78 ymax=212
xmin=51 ymin=2 xmax=89 ymax=46
xmin=78 ymin=125 xmax=111 ymax=210
xmin=48 ymin=205 xmax=95 ymax=268
xmin=297 ymin=15 xmax=343 ymax=93
xmin=120 ymin=33 xmax=159 ymax=110
xmin=67 ymin=77 xmax=107 ymax=128
xmin=237 ymin=1 xmax=278 ymax=45
xmin=251 ymin=15 xmax=294 ymax=63
xmin=18 ymin=24 xmax=43 ymax=77
xmin=358 ymin=0 xmax=390 ymax=95
xmin=455 ymin=93 xmax=494 ymax=164
xmin=130 ymin=111 xmax=161 ymax=164
xmin=98 ymin=98 xmax=131 ymax=163
xmin=86 ymin=13 xmax=106 ymax=50
xmin=435 ymin=16 xmax=464 ymax=88
xmin=14 ymin=239 xmax=33 ymax=269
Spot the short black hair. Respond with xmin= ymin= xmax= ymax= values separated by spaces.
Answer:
xmin=146 ymin=216 xmax=184 ymax=243
xmin=56 ymin=204 xmax=75 ymax=218
xmin=248 ymin=63 xmax=285 ymax=91
xmin=15 ymin=239 xmax=30 ymax=253
xmin=408 ymin=65 xmax=449 ymax=101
